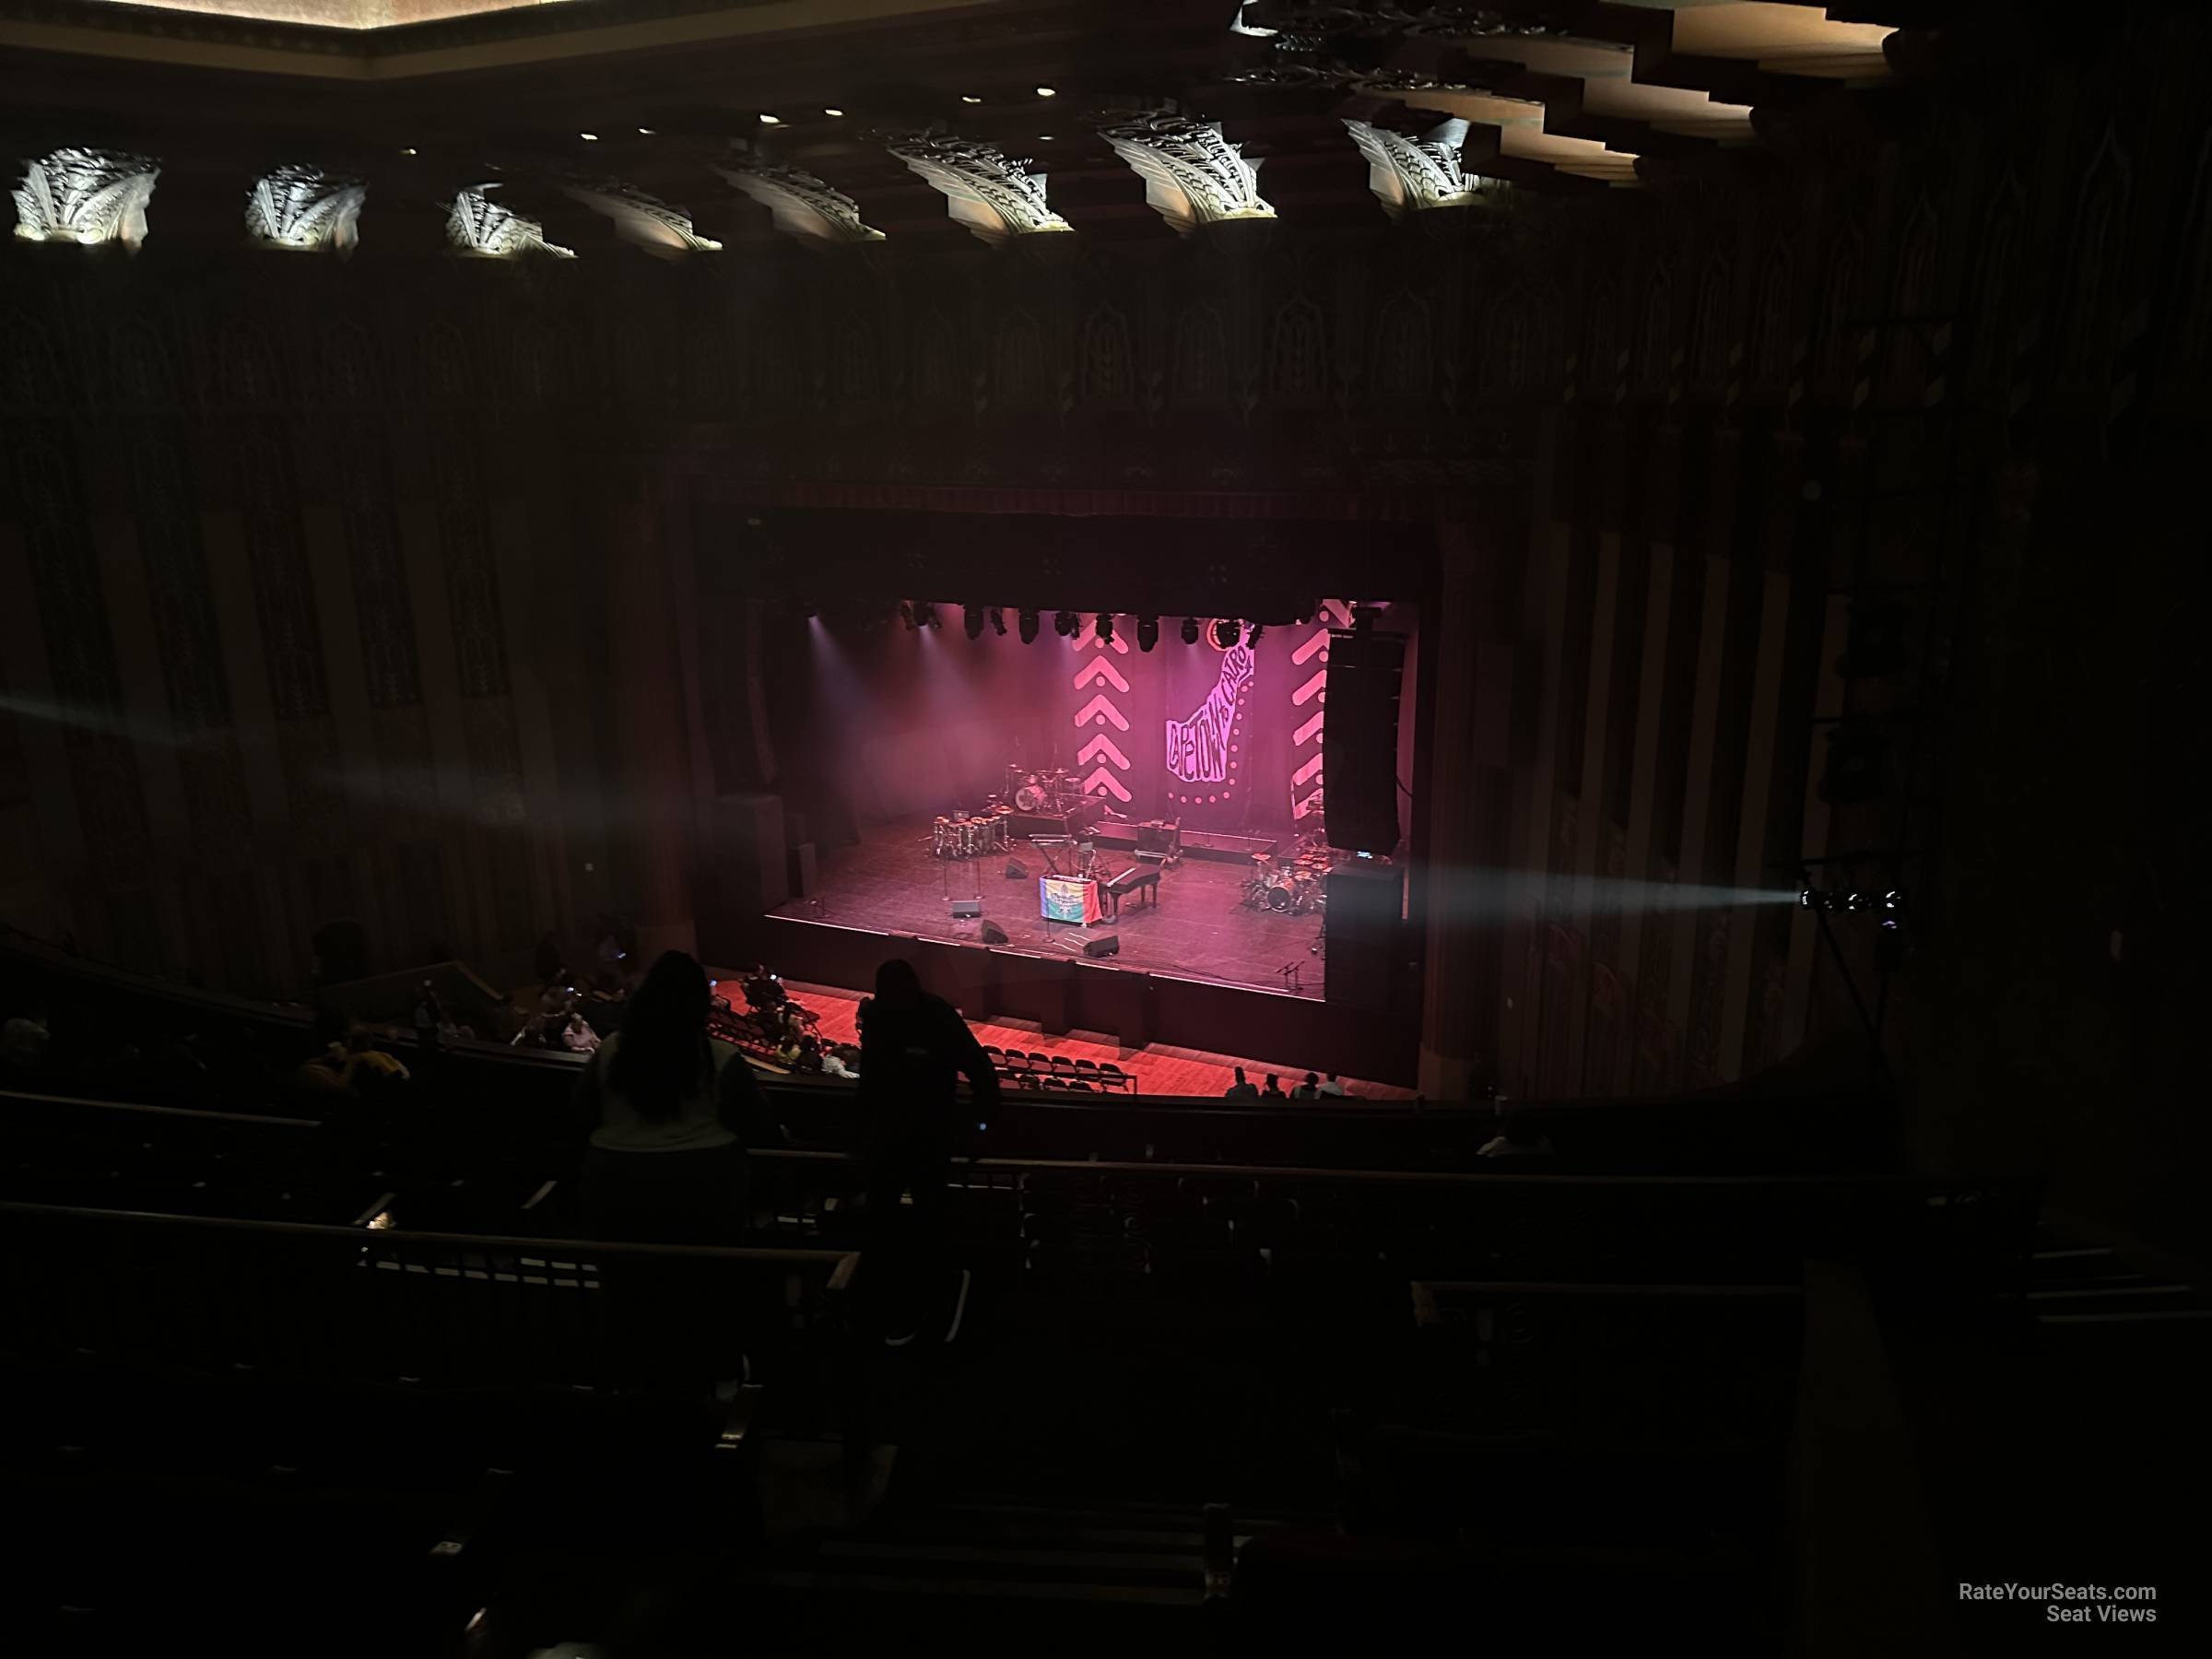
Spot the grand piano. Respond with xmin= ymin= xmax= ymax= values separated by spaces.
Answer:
xmin=1100 ymin=864 xmax=1160 ymax=920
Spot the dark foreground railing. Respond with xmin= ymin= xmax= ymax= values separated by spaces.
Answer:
xmin=0 ymin=1199 xmax=852 ymax=1399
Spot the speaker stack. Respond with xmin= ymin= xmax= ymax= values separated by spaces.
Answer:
xmin=1324 ymin=863 xmax=1402 ymax=1010
xmin=1323 ymin=621 xmax=1406 ymax=855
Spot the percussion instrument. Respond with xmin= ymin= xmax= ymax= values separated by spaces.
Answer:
xmin=935 ymin=812 xmax=1006 ymax=858
xmin=1241 ymin=863 xmax=1324 ymax=915
xmin=1014 ymin=783 xmax=1046 ymax=812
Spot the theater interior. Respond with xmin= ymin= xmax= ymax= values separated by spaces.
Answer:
xmin=0 ymin=1 xmax=2206 ymax=1653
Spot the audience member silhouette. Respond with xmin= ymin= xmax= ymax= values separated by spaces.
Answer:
xmin=857 ymin=958 xmax=999 ymax=1342
xmin=575 ymin=950 xmax=762 ymax=1243
xmin=1222 ymin=1066 xmax=1258 ymax=1099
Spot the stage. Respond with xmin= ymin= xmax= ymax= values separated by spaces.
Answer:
xmin=770 ymin=816 xmax=1327 ymax=998
xmin=730 ymin=597 xmax=1426 ymax=1085
xmin=751 ymin=815 xmax=1416 ymax=1085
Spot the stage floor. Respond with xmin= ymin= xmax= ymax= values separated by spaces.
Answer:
xmin=774 ymin=816 xmax=1328 ymax=998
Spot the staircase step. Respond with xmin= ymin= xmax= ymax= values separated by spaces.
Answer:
xmin=2024 ymin=1284 xmax=2193 ymax=1303
xmin=736 ymin=1568 xmax=1202 ymax=1606
xmin=936 ymin=1497 xmax=1312 ymax=1529
xmin=822 ymin=1540 xmax=1199 ymax=1577
xmin=865 ymin=1518 xmax=1206 ymax=1550
xmin=2023 ymin=1269 xmax=2147 ymax=1288
xmin=2036 ymin=1309 xmax=2212 ymax=1325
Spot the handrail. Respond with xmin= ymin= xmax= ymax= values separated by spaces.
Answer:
xmin=747 ymin=1146 xmax=2019 ymax=1191
xmin=0 ymin=1197 xmax=851 ymax=1265
xmin=1412 ymin=1280 xmax=1807 ymax=1299
xmin=0 ymin=1087 xmax=323 ymax=1129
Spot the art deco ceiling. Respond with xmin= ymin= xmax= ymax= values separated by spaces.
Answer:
xmin=1 ymin=1 xmax=1924 ymax=248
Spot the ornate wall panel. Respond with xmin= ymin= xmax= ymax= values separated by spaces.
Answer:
xmin=1268 ymin=295 xmax=1327 ymax=402
xmin=427 ymin=423 xmax=510 ymax=700
xmin=132 ymin=439 xmax=233 ymax=733
xmin=1080 ymin=305 xmax=1135 ymax=407
xmin=234 ymin=421 xmax=330 ymax=722
xmin=335 ymin=418 xmax=423 ymax=711
xmin=1171 ymin=304 xmax=1229 ymax=407
xmin=0 ymin=307 xmax=67 ymax=410
xmin=1371 ymin=292 xmax=1433 ymax=399
xmin=108 ymin=316 xmax=179 ymax=410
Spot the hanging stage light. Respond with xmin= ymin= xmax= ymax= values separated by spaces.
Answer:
xmin=920 ymin=603 xmax=941 ymax=629
xmin=1136 ymin=616 xmax=1159 ymax=653
xmin=1245 ymin=622 xmax=1265 ymax=647
xmin=989 ymin=607 xmax=1007 ymax=637
xmin=1053 ymin=609 xmax=1077 ymax=638
xmin=964 ymin=606 xmax=985 ymax=640
xmin=1018 ymin=609 xmax=1041 ymax=643
xmin=1213 ymin=618 xmax=1240 ymax=648
xmin=1096 ymin=612 xmax=1113 ymax=642
xmin=1181 ymin=617 xmax=1201 ymax=646
xmin=899 ymin=601 xmax=916 ymax=630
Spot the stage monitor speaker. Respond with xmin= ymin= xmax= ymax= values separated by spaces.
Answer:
xmin=1324 ymin=627 xmax=1407 ymax=854
xmin=1083 ymin=934 xmax=1121 ymax=959
xmin=950 ymin=898 xmax=982 ymax=920
xmin=1005 ymin=859 xmax=1029 ymax=880
xmin=979 ymin=921 xmax=1010 ymax=946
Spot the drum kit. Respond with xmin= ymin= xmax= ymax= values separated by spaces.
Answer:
xmin=1241 ymin=846 xmax=1331 ymax=915
xmin=932 ymin=810 xmax=1010 ymax=860
xmin=1005 ymin=764 xmax=1082 ymax=816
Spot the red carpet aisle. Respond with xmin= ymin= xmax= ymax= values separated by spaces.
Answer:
xmin=765 ymin=979 xmax=1415 ymax=1101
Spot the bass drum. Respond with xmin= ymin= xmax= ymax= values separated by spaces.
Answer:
xmin=1265 ymin=882 xmax=1294 ymax=912
xmin=1014 ymin=783 xmax=1046 ymax=813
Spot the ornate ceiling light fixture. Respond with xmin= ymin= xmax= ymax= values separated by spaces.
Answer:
xmin=563 ymin=181 xmax=723 ymax=256
xmin=1098 ymin=113 xmax=1274 ymax=235
xmin=1342 ymin=118 xmax=1492 ymax=217
xmin=885 ymin=133 xmax=1073 ymax=246
xmin=446 ymin=184 xmax=575 ymax=258
xmin=245 ymin=165 xmax=367 ymax=252
xmin=712 ymin=157 xmax=885 ymax=245
xmin=12 ymin=148 xmax=159 ymax=249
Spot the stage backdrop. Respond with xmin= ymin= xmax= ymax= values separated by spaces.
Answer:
xmin=806 ymin=603 xmax=1397 ymax=841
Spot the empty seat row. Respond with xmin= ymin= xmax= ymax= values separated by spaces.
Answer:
xmin=980 ymin=1044 xmax=1137 ymax=1093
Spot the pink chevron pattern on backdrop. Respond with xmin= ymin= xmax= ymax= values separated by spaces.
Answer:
xmin=1290 ymin=599 xmax=1349 ymax=826
xmin=1071 ymin=627 xmax=1135 ymax=802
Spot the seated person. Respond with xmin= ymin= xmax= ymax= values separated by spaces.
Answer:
xmin=822 ymin=1044 xmax=860 ymax=1079
xmin=1316 ymin=1072 xmax=1349 ymax=1097
xmin=1222 ymin=1066 xmax=1259 ymax=1099
xmin=342 ymin=1027 xmax=411 ymax=1085
xmin=560 ymin=1011 xmax=601 ymax=1054
xmin=1 ymin=1002 xmax=51 ymax=1075
xmin=1260 ymin=1073 xmax=1288 ymax=1100
xmin=1477 ymin=1116 xmax=1555 ymax=1159
xmin=1291 ymin=1071 xmax=1321 ymax=1100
